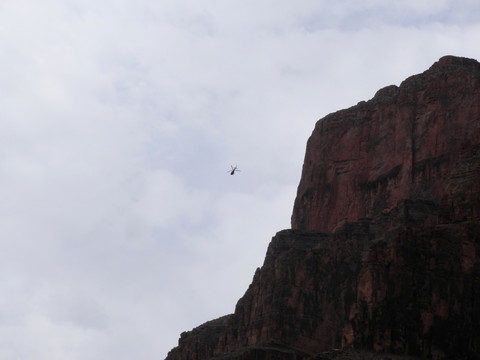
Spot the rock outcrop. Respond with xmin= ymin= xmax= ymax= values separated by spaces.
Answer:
xmin=292 ymin=55 xmax=480 ymax=232
xmin=165 ymin=56 xmax=480 ymax=360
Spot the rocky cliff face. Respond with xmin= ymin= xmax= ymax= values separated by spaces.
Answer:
xmin=165 ymin=56 xmax=480 ymax=360
xmin=292 ymin=55 xmax=480 ymax=232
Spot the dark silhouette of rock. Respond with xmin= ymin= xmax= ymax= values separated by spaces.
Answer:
xmin=165 ymin=56 xmax=480 ymax=360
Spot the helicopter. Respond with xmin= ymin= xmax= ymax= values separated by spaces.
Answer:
xmin=228 ymin=165 xmax=241 ymax=175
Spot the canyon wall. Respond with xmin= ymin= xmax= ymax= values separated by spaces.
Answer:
xmin=292 ymin=55 xmax=480 ymax=232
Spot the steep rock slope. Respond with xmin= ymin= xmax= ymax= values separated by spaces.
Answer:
xmin=292 ymin=55 xmax=480 ymax=232
xmin=165 ymin=56 xmax=480 ymax=360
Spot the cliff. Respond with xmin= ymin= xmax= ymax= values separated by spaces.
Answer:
xmin=165 ymin=56 xmax=480 ymax=360
xmin=292 ymin=55 xmax=480 ymax=232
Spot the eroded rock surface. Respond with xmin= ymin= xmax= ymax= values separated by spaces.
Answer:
xmin=292 ymin=55 xmax=480 ymax=232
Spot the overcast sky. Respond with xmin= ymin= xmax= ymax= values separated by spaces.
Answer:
xmin=1 ymin=1 xmax=480 ymax=359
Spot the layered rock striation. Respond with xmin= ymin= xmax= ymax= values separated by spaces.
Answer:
xmin=166 ymin=56 xmax=480 ymax=360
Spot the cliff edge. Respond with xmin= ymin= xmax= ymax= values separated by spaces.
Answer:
xmin=166 ymin=56 xmax=480 ymax=360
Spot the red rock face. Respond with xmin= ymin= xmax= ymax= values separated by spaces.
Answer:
xmin=166 ymin=56 xmax=480 ymax=360
xmin=292 ymin=56 xmax=480 ymax=232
